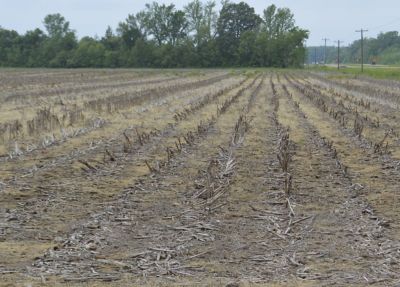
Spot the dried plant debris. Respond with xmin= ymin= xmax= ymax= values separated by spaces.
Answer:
xmin=1 ymin=70 xmax=400 ymax=286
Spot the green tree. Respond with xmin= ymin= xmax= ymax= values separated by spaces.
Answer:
xmin=263 ymin=5 xmax=295 ymax=38
xmin=42 ymin=14 xmax=77 ymax=67
xmin=0 ymin=2 xmax=310 ymax=68
xmin=130 ymin=38 xmax=156 ymax=67
xmin=184 ymin=0 xmax=217 ymax=46
xmin=101 ymin=27 xmax=122 ymax=67
xmin=117 ymin=15 xmax=143 ymax=48
xmin=217 ymin=1 xmax=261 ymax=65
xmin=43 ymin=13 xmax=71 ymax=38
xmin=254 ymin=32 xmax=269 ymax=66
xmin=21 ymin=29 xmax=47 ymax=66
xmin=70 ymin=37 xmax=106 ymax=67
xmin=102 ymin=26 xmax=121 ymax=50
xmin=142 ymin=2 xmax=188 ymax=46
xmin=238 ymin=30 xmax=257 ymax=66
xmin=280 ymin=28 xmax=308 ymax=67
xmin=142 ymin=2 xmax=173 ymax=45
xmin=169 ymin=10 xmax=188 ymax=46
xmin=0 ymin=28 xmax=21 ymax=66
xmin=260 ymin=5 xmax=308 ymax=67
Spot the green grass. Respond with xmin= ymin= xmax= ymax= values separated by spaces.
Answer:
xmin=309 ymin=65 xmax=400 ymax=80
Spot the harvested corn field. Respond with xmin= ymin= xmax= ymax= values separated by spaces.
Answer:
xmin=0 ymin=69 xmax=400 ymax=286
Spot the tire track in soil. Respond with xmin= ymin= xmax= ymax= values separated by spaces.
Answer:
xmin=0 ymin=75 xmax=262 ymax=280
xmin=25 ymin=75 xmax=265 ymax=284
xmin=276 ymin=75 xmax=400 ymax=285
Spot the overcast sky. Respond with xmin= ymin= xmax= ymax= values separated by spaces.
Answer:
xmin=1 ymin=0 xmax=400 ymax=46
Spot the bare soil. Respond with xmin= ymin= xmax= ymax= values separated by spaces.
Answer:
xmin=0 ymin=69 xmax=399 ymax=286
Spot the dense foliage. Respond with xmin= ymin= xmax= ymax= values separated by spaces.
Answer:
xmin=0 ymin=1 xmax=308 ymax=68
xmin=308 ymin=31 xmax=400 ymax=65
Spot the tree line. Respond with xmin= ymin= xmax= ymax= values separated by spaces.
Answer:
xmin=0 ymin=1 xmax=308 ymax=68
xmin=308 ymin=31 xmax=400 ymax=65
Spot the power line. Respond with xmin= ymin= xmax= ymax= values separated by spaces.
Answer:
xmin=355 ymin=29 xmax=368 ymax=72
xmin=368 ymin=16 xmax=400 ymax=31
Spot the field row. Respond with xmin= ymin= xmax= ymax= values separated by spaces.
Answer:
xmin=0 ymin=70 xmax=399 ymax=286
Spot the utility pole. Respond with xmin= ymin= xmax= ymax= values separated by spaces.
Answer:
xmin=337 ymin=40 xmax=343 ymax=70
xmin=322 ymin=38 xmax=329 ymax=65
xmin=356 ymin=29 xmax=368 ymax=72
xmin=314 ymin=47 xmax=317 ymax=65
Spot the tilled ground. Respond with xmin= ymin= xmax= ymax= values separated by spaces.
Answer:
xmin=0 ymin=70 xmax=399 ymax=286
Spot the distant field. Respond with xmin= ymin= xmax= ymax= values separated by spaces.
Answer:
xmin=310 ymin=64 xmax=400 ymax=80
xmin=1 ymin=69 xmax=400 ymax=286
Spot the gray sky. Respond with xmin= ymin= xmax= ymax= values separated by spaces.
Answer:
xmin=1 ymin=0 xmax=400 ymax=46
